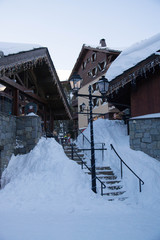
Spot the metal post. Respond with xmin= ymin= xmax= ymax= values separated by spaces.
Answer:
xmin=102 ymin=143 xmax=105 ymax=161
xmin=89 ymin=85 xmax=96 ymax=193
xmin=71 ymin=144 xmax=74 ymax=160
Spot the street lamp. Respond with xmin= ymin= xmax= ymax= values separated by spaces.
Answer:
xmin=97 ymin=76 xmax=109 ymax=95
xmin=69 ymin=72 xmax=83 ymax=91
xmin=69 ymin=73 xmax=110 ymax=193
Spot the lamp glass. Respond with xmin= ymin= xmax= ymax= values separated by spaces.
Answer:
xmin=69 ymin=73 xmax=83 ymax=91
xmin=97 ymin=76 xmax=109 ymax=95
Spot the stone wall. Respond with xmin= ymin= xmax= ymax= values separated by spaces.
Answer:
xmin=129 ymin=117 xmax=160 ymax=160
xmin=15 ymin=116 xmax=42 ymax=155
xmin=0 ymin=112 xmax=16 ymax=175
xmin=0 ymin=113 xmax=42 ymax=177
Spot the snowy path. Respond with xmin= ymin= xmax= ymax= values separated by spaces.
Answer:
xmin=0 ymin=206 xmax=160 ymax=240
xmin=0 ymin=120 xmax=160 ymax=240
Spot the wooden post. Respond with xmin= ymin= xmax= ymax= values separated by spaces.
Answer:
xmin=50 ymin=110 xmax=54 ymax=132
xmin=44 ymin=106 xmax=47 ymax=132
xmin=13 ymin=89 xmax=19 ymax=116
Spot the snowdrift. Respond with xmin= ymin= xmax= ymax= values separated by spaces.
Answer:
xmin=0 ymin=119 xmax=160 ymax=212
xmin=77 ymin=119 xmax=160 ymax=208
xmin=0 ymin=138 xmax=101 ymax=212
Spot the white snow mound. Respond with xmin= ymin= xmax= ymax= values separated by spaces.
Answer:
xmin=0 ymin=138 xmax=98 ymax=211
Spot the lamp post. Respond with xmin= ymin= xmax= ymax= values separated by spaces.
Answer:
xmin=69 ymin=73 xmax=109 ymax=193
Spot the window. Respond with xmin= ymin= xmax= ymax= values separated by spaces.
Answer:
xmin=88 ymin=71 xmax=92 ymax=77
xmin=82 ymin=61 xmax=86 ymax=70
xmin=91 ymin=52 xmax=97 ymax=62
xmin=98 ymin=61 xmax=106 ymax=72
xmin=92 ymin=67 xmax=98 ymax=77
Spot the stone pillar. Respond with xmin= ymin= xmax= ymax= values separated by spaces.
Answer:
xmin=0 ymin=112 xmax=16 ymax=176
xmin=15 ymin=115 xmax=42 ymax=154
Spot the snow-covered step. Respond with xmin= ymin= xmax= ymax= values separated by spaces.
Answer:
xmin=63 ymin=143 xmax=128 ymax=201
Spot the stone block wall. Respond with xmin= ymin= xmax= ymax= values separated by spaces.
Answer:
xmin=15 ymin=115 xmax=42 ymax=154
xmin=129 ymin=117 xmax=160 ymax=160
xmin=0 ymin=114 xmax=42 ymax=177
xmin=0 ymin=112 xmax=16 ymax=175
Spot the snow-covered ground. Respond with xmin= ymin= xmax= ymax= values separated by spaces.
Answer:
xmin=0 ymin=119 xmax=160 ymax=240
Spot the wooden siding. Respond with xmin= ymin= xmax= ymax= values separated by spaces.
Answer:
xmin=131 ymin=71 xmax=160 ymax=117
xmin=77 ymin=50 xmax=107 ymax=86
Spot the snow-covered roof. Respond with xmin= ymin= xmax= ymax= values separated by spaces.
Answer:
xmin=106 ymin=33 xmax=160 ymax=81
xmin=0 ymin=42 xmax=41 ymax=56
xmin=84 ymin=43 xmax=120 ymax=53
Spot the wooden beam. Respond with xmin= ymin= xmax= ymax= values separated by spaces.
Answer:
xmin=29 ymin=70 xmax=45 ymax=98
xmin=0 ymin=76 xmax=47 ymax=104
xmin=15 ymin=74 xmax=25 ymax=87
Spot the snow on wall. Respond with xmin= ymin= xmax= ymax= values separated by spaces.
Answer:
xmin=106 ymin=33 xmax=160 ymax=81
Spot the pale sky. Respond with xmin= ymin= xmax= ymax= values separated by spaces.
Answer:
xmin=0 ymin=0 xmax=160 ymax=80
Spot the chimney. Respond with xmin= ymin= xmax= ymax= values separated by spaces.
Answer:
xmin=100 ymin=39 xmax=106 ymax=47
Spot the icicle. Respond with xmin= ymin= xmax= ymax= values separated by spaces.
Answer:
xmin=143 ymin=68 xmax=147 ymax=78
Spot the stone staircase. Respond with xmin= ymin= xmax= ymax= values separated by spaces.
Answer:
xmin=63 ymin=144 xmax=127 ymax=201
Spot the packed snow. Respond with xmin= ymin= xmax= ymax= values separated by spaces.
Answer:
xmin=0 ymin=119 xmax=160 ymax=240
xmin=131 ymin=112 xmax=160 ymax=119
xmin=0 ymin=42 xmax=41 ymax=56
xmin=106 ymin=33 xmax=160 ymax=81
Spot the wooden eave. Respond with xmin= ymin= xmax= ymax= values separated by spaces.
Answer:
xmin=0 ymin=48 xmax=73 ymax=120
xmin=69 ymin=44 xmax=121 ymax=80
xmin=107 ymin=53 xmax=160 ymax=101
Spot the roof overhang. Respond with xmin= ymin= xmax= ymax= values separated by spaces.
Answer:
xmin=0 ymin=47 xmax=73 ymax=120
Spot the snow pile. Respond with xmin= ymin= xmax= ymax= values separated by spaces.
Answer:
xmin=0 ymin=120 xmax=160 ymax=240
xmin=77 ymin=119 xmax=160 ymax=208
xmin=131 ymin=112 xmax=160 ymax=119
xmin=0 ymin=137 xmax=98 ymax=212
xmin=106 ymin=33 xmax=160 ymax=81
xmin=0 ymin=42 xmax=41 ymax=56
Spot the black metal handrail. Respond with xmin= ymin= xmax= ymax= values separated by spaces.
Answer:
xmin=71 ymin=144 xmax=106 ymax=196
xmin=110 ymin=144 xmax=144 ymax=192
xmin=78 ymin=129 xmax=106 ymax=161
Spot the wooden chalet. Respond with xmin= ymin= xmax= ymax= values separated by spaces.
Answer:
xmin=69 ymin=39 xmax=121 ymax=126
xmin=70 ymin=39 xmax=121 ymax=88
xmin=0 ymin=44 xmax=72 ymax=132
xmin=104 ymin=34 xmax=160 ymax=159
xmin=106 ymin=51 xmax=160 ymax=117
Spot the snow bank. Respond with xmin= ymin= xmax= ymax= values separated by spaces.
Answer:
xmin=131 ymin=112 xmax=160 ymax=119
xmin=106 ymin=33 xmax=160 ymax=81
xmin=0 ymin=42 xmax=41 ymax=56
xmin=77 ymin=119 xmax=160 ymax=209
xmin=0 ymin=137 xmax=100 ymax=212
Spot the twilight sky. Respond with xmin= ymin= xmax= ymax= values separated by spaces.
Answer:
xmin=0 ymin=0 xmax=160 ymax=80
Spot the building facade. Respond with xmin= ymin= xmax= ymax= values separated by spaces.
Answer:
xmin=69 ymin=39 xmax=121 ymax=130
xmin=105 ymin=34 xmax=160 ymax=160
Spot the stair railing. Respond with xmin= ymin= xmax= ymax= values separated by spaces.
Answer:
xmin=110 ymin=144 xmax=144 ymax=192
xmin=71 ymin=144 xmax=106 ymax=196
xmin=78 ymin=129 xmax=106 ymax=161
